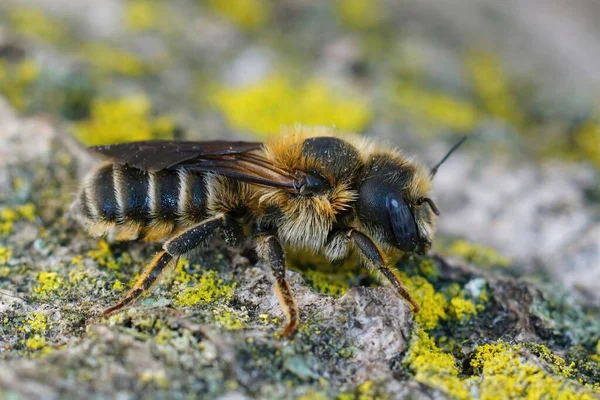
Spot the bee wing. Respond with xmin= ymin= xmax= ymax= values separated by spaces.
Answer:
xmin=89 ymin=140 xmax=300 ymax=192
xmin=89 ymin=140 xmax=263 ymax=171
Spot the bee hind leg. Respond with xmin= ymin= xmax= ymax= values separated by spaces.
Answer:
xmin=101 ymin=214 xmax=227 ymax=317
xmin=254 ymin=233 xmax=299 ymax=337
xmin=349 ymin=229 xmax=420 ymax=312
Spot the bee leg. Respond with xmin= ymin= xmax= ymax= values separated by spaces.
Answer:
xmin=101 ymin=251 xmax=175 ymax=317
xmin=221 ymin=217 xmax=244 ymax=247
xmin=254 ymin=233 xmax=299 ymax=337
xmin=102 ymin=215 xmax=226 ymax=317
xmin=349 ymin=229 xmax=420 ymax=312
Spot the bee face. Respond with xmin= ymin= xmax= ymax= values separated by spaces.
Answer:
xmin=357 ymin=155 xmax=436 ymax=255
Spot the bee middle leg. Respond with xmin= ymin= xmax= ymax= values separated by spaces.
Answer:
xmin=254 ymin=233 xmax=299 ymax=337
xmin=349 ymin=229 xmax=420 ymax=312
xmin=101 ymin=214 xmax=227 ymax=317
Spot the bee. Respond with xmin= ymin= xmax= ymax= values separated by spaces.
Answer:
xmin=73 ymin=126 xmax=466 ymax=336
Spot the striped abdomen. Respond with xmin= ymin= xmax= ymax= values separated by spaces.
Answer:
xmin=76 ymin=163 xmax=208 ymax=241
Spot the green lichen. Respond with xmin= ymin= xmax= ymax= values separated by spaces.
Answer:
xmin=74 ymin=96 xmax=174 ymax=146
xmin=174 ymin=270 xmax=235 ymax=307
xmin=211 ymin=75 xmax=372 ymax=137
xmin=446 ymin=240 xmax=510 ymax=269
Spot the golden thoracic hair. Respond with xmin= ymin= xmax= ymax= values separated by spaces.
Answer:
xmin=251 ymin=125 xmax=437 ymax=255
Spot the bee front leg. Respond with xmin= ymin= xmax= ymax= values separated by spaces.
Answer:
xmin=349 ymin=229 xmax=420 ymax=312
xmin=101 ymin=214 xmax=227 ymax=317
xmin=254 ymin=233 xmax=299 ymax=337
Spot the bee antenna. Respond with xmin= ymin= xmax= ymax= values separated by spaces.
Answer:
xmin=430 ymin=136 xmax=468 ymax=178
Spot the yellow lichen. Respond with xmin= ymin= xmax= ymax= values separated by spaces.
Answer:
xmin=33 ymin=271 xmax=63 ymax=297
xmin=7 ymin=7 xmax=69 ymax=44
xmin=447 ymin=240 xmax=510 ymax=268
xmin=465 ymin=52 xmax=523 ymax=127
xmin=125 ymin=0 xmax=160 ymax=32
xmin=174 ymin=270 xmax=235 ymax=307
xmin=26 ymin=312 xmax=48 ymax=333
xmin=296 ymin=390 xmax=329 ymax=400
xmin=87 ymin=239 xmax=121 ymax=271
xmin=76 ymin=43 xmax=147 ymax=77
xmin=212 ymin=306 xmax=249 ymax=331
xmin=395 ymin=82 xmax=479 ymax=133
xmin=398 ymin=273 xmax=447 ymax=330
xmin=0 ymin=221 xmax=13 ymax=236
xmin=207 ymin=0 xmax=271 ymax=30
xmin=25 ymin=334 xmax=47 ymax=350
xmin=211 ymin=75 xmax=372 ymax=137
xmin=448 ymin=296 xmax=478 ymax=322
xmin=113 ymin=279 xmax=124 ymax=292
xmin=472 ymin=343 xmax=597 ymax=400
xmin=336 ymin=0 xmax=382 ymax=30
xmin=405 ymin=329 xmax=470 ymax=400
xmin=0 ymin=246 xmax=12 ymax=264
xmin=302 ymin=269 xmax=349 ymax=298
xmin=74 ymin=96 xmax=174 ymax=146
xmin=574 ymin=119 xmax=600 ymax=169
xmin=0 ymin=59 xmax=41 ymax=111
xmin=139 ymin=369 xmax=169 ymax=389
xmin=154 ymin=327 xmax=176 ymax=345
xmin=16 ymin=203 xmax=37 ymax=222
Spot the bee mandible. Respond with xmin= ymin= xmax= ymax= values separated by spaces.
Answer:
xmin=73 ymin=126 xmax=466 ymax=336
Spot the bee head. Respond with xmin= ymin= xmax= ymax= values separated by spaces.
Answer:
xmin=357 ymin=157 xmax=437 ymax=255
xmin=357 ymin=137 xmax=466 ymax=254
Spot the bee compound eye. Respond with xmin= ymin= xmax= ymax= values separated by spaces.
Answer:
xmin=386 ymin=195 xmax=419 ymax=252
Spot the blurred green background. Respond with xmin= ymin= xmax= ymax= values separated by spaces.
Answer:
xmin=0 ymin=0 xmax=598 ymax=170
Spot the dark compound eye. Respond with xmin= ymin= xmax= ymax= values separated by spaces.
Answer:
xmin=386 ymin=195 xmax=419 ymax=252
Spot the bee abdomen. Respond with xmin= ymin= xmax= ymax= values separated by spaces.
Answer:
xmin=77 ymin=164 xmax=208 ymax=241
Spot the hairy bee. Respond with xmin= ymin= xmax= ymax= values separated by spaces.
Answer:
xmin=73 ymin=126 xmax=465 ymax=336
